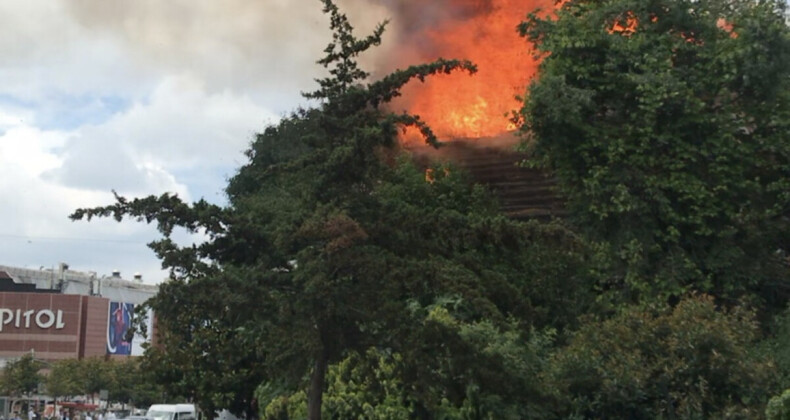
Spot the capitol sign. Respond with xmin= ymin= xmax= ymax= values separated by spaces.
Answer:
xmin=0 ymin=309 xmax=65 ymax=331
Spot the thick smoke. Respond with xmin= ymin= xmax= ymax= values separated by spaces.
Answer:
xmin=381 ymin=0 xmax=496 ymax=33
xmin=64 ymin=0 xmax=393 ymax=106
xmin=62 ymin=0 xmax=511 ymax=106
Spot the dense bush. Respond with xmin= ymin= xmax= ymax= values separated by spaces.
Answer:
xmin=547 ymin=295 xmax=777 ymax=418
xmin=767 ymin=389 xmax=790 ymax=420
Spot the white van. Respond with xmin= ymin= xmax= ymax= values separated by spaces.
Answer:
xmin=213 ymin=410 xmax=240 ymax=420
xmin=146 ymin=404 xmax=198 ymax=420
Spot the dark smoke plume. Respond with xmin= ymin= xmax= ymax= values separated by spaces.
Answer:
xmin=374 ymin=0 xmax=500 ymax=64
xmin=381 ymin=0 xmax=495 ymax=33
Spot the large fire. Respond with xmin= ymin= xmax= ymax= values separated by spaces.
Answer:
xmin=385 ymin=0 xmax=555 ymax=143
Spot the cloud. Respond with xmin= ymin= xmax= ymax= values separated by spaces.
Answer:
xmin=0 ymin=2 xmax=144 ymax=101
xmin=0 ymin=73 xmax=277 ymax=282
xmin=0 ymin=117 xmax=169 ymax=282
xmin=47 ymin=74 xmax=275 ymax=198
xmin=0 ymin=105 xmax=35 ymax=135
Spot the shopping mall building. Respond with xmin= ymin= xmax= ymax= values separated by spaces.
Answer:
xmin=0 ymin=264 xmax=158 ymax=364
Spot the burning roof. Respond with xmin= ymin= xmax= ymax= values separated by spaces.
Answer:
xmin=409 ymin=132 xmax=563 ymax=219
xmin=382 ymin=0 xmax=554 ymax=142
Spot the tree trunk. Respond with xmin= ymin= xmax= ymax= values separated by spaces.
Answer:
xmin=306 ymin=351 xmax=328 ymax=420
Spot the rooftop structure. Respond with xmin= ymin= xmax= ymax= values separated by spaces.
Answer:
xmin=0 ymin=264 xmax=158 ymax=305
xmin=409 ymin=134 xmax=565 ymax=219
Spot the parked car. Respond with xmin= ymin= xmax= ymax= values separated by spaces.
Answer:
xmin=146 ymin=405 xmax=197 ymax=420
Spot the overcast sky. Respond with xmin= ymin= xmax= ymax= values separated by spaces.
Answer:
xmin=0 ymin=0 xmax=396 ymax=283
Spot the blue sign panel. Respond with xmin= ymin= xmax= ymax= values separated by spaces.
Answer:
xmin=106 ymin=301 xmax=134 ymax=355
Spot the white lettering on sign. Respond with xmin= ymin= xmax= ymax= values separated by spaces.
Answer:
xmin=23 ymin=310 xmax=34 ymax=328
xmin=36 ymin=310 xmax=54 ymax=328
xmin=0 ymin=309 xmax=65 ymax=332
xmin=0 ymin=309 xmax=12 ymax=330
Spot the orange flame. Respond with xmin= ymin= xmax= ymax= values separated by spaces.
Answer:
xmin=609 ymin=12 xmax=638 ymax=36
xmin=389 ymin=0 xmax=554 ymax=143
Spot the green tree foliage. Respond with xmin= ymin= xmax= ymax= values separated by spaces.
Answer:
xmin=261 ymin=312 xmax=559 ymax=419
xmin=399 ymin=305 xmax=556 ymax=419
xmin=75 ymin=142 xmax=591 ymax=420
xmin=249 ymin=155 xmax=595 ymax=418
xmin=134 ymin=278 xmax=265 ymax=418
xmin=519 ymin=0 xmax=790 ymax=304
xmin=106 ymin=358 xmax=135 ymax=406
xmin=76 ymin=357 xmax=113 ymax=403
xmin=70 ymin=0 xmax=553 ymax=418
xmin=767 ymin=388 xmax=790 ymax=420
xmin=547 ymin=295 xmax=776 ymax=418
xmin=46 ymin=359 xmax=82 ymax=404
xmin=106 ymin=358 xmax=161 ymax=408
xmin=762 ymin=306 xmax=790 ymax=390
xmin=403 ymin=312 xmax=559 ymax=419
xmin=260 ymin=349 xmax=410 ymax=420
xmin=0 ymin=354 xmax=44 ymax=397
xmin=46 ymin=358 xmax=156 ymax=410
xmin=69 ymin=0 xmax=603 ymax=418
